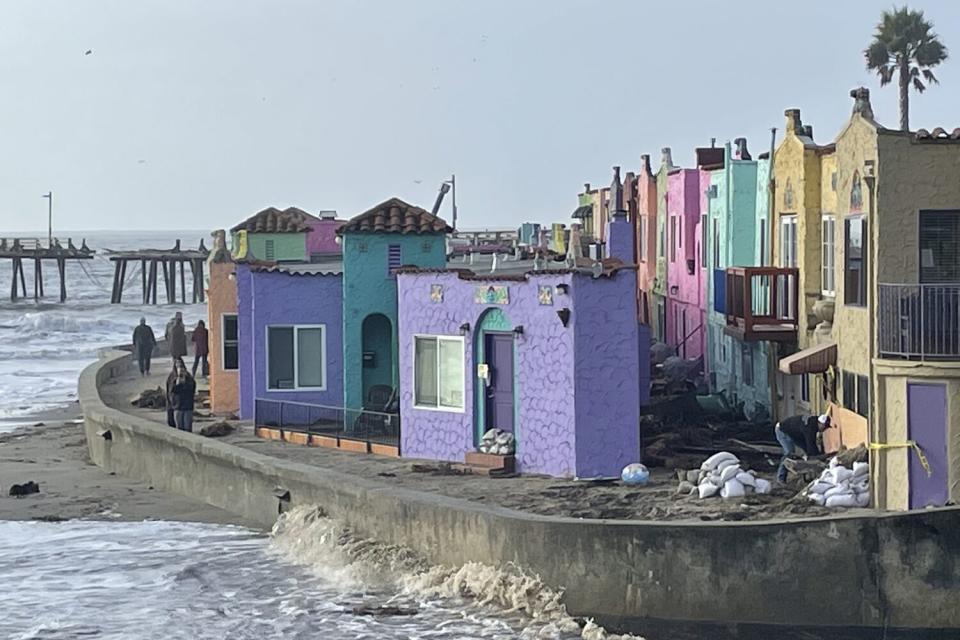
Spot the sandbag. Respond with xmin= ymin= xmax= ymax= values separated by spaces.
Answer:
xmin=824 ymin=484 xmax=851 ymax=499
xmin=686 ymin=469 xmax=701 ymax=484
xmin=808 ymin=492 xmax=826 ymax=506
xmin=852 ymin=462 xmax=869 ymax=478
xmin=851 ymin=480 xmax=870 ymax=495
xmin=677 ymin=480 xmax=695 ymax=494
xmin=754 ymin=478 xmax=772 ymax=495
xmin=825 ymin=493 xmax=859 ymax=508
xmin=720 ymin=479 xmax=746 ymax=499
xmin=808 ymin=481 xmax=832 ymax=495
xmin=830 ymin=467 xmax=855 ymax=484
xmin=701 ymin=452 xmax=738 ymax=471
xmin=736 ymin=472 xmax=757 ymax=488
xmin=716 ymin=458 xmax=740 ymax=473
xmin=698 ymin=482 xmax=720 ymax=499
xmin=855 ymin=492 xmax=871 ymax=508
xmin=719 ymin=464 xmax=742 ymax=485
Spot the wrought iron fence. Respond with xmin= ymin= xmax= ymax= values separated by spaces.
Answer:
xmin=878 ymin=283 xmax=960 ymax=359
xmin=254 ymin=398 xmax=400 ymax=448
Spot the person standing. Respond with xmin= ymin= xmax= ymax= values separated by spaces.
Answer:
xmin=191 ymin=320 xmax=209 ymax=378
xmin=165 ymin=359 xmax=181 ymax=427
xmin=169 ymin=359 xmax=196 ymax=432
xmin=132 ymin=317 xmax=157 ymax=376
xmin=165 ymin=312 xmax=188 ymax=360
xmin=774 ymin=414 xmax=830 ymax=483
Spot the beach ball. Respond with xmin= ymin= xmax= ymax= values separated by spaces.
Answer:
xmin=621 ymin=463 xmax=650 ymax=486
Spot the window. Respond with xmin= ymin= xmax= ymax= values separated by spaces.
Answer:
xmin=414 ymin=336 xmax=464 ymax=410
xmin=741 ymin=344 xmax=754 ymax=385
xmin=821 ymin=215 xmax=836 ymax=295
xmin=222 ymin=314 xmax=239 ymax=371
xmin=779 ymin=215 xmax=798 ymax=267
xmin=267 ymin=325 xmax=325 ymax=390
xmin=844 ymin=215 xmax=867 ymax=306
xmin=801 ymin=373 xmax=810 ymax=403
xmin=265 ymin=239 xmax=275 ymax=260
xmin=387 ymin=244 xmax=402 ymax=275
xmin=638 ymin=214 xmax=647 ymax=261
xmin=841 ymin=370 xmax=869 ymax=418
xmin=919 ymin=210 xmax=960 ymax=283
xmin=759 ymin=219 xmax=766 ymax=266
xmin=670 ymin=217 xmax=677 ymax=262
xmin=713 ymin=218 xmax=720 ymax=268
xmin=701 ymin=214 xmax=707 ymax=268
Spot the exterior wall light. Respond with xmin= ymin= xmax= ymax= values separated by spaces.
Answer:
xmin=512 ymin=325 xmax=524 ymax=337
xmin=556 ymin=283 xmax=570 ymax=294
xmin=459 ymin=322 xmax=471 ymax=335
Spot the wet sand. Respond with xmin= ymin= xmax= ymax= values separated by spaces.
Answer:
xmin=102 ymin=369 xmax=847 ymax=523
xmin=0 ymin=405 xmax=244 ymax=526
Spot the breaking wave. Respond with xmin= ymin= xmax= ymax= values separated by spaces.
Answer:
xmin=271 ymin=505 xmax=644 ymax=640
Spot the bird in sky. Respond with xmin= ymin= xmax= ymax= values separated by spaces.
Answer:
xmin=84 ymin=49 xmax=92 ymax=55
xmin=413 ymin=179 xmax=422 ymax=184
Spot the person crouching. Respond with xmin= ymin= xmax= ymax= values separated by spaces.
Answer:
xmin=774 ymin=413 xmax=831 ymax=483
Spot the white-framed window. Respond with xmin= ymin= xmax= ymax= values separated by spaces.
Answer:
xmin=670 ymin=216 xmax=677 ymax=262
xmin=413 ymin=335 xmax=465 ymax=411
xmin=221 ymin=313 xmax=239 ymax=371
xmin=638 ymin=214 xmax=647 ymax=261
xmin=780 ymin=215 xmax=798 ymax=268
xmin=821 ymin=215 xmax=836 ymax=296
xmin=700 ymin=214 xmax=707 ymax=268
xmin=712 ymin=218 xmax=720 ymax=268
xmin=266 ymin=325 xmax=326 ymax=390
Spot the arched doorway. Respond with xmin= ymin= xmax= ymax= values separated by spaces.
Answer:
xmin=361 ymin=313 xmax=393 ymax=405
xmin=474 ymin=308 xmax=517 ymax=446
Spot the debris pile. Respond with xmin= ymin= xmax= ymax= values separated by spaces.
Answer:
xmin=478 ymin=428 xmax=516 ymax=456
xmin=805 ymin=458 xmax=870 ymax=508
xmin=131 ymin=387 xmax=166 ymax=409
xmin=678 ymin=452 xmax=772 ymax=499
xmin=199 ymin=421 xmax=235 ymax=438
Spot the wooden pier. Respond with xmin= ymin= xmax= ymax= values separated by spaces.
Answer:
xmin=106 ymin=240 xmax=209 ymax=304
xmin=0 ymin=238 xmax=95 ymax=302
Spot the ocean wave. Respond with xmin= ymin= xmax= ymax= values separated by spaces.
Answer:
xmin=2 ymin=311 xmax=134 ymax=336
xmin=270 ymin=506 xmax=644 ymax=640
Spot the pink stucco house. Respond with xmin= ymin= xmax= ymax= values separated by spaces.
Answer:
xmin=665 ymin=168 xmax=706 ymax=361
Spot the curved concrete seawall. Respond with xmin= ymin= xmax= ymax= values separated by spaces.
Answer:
xmin=81 ymin=350 xmax=960 ymax=635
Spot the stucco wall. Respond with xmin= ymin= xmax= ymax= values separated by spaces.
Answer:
xmin=572 ymin=270 xmax=641 ymax=477
xmin=237 ymin=264 xmax=254 ymax=419
xmin=397 ymin=271 xmax=579 ymax=476
xmin=635 ymin=163 xmax=658 ymax=321
xmin=206 ymin=261 xmax=238 ymax=414
xmin=245 ymin=232 xmax=307 ymax=263
xmin=342 ymin=232 xmax=447 ymax=410
xmin=237 ymin=265 xmax=344 ymax=418
xmin=306 ymin=219 xmax=343 ymax=256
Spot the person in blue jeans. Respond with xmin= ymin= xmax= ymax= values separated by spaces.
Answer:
xmin=775 ymin=413 xmax=830 ymax=482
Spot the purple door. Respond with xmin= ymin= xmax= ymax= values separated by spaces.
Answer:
xmin=485 ymin=333 xmax=515 ymax=434
xmin=907 ymin=382 xmax=948 ymax=509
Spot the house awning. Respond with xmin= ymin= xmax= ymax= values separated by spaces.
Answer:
xmin=571 ymin=205 xmax=593 ymax=219
xmin=778 ymin=342 xmax=837 ymax=375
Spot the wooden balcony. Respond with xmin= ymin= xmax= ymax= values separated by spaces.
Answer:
xmin=724 ymin=266 xmax=799 ymax=342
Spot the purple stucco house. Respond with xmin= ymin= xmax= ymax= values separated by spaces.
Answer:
xmin=396 ymin=261 xmax=643 ymax=478
xmin=236 ymin=261 xmax=344 ymax=420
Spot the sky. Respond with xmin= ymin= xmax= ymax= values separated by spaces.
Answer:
xmin=1 ymin=0 xmax=959 ymax=234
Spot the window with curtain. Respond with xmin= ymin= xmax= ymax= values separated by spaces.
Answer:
xmin=267 ymin=325 xmax=325 ymax=390
xmin=821 ymin=215 xmax=836 ymax=295
xmin=919 ymin=210 xmax=960 ymax=283
xmin=414 ymin=336 xmax=464 ymax=410
xmin=844 ymin=215 xmax=867 ymax=306
xmin=222 ymin=314 xmax=239 ymax=370
xmin=779 ymin=215 xmax=797 ymax=267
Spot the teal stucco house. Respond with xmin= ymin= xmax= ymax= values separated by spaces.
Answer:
xmin=337 ymin=198 xmax=452 ymax=410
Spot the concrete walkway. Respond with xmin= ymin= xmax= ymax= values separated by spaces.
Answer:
xmin=104 ymin=366 xmax=826 ymax=522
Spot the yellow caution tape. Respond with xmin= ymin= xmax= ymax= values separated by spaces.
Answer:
xmin=869 ymin=441 xmax=932 ymax=477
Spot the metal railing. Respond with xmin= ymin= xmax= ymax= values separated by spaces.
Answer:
xmin=254 ymin=398 xmax=400 ymax=448
xmin=878 ymin=283 xmax=960 ymax=360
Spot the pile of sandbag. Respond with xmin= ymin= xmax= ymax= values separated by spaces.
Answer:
xmin=679 ymin=452 xmax=772 ymax=499
xmin=478 ymin=428 xmax=516 ymax=455
xmin=805 ymin=458 xmax=869 ymax=508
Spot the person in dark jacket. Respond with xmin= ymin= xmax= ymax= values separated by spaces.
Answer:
xmin=164 ymin=359 xmax=182 ymax=427
xmin=165 ymin=312 xmax=188 ymax=360
xmin=169 ymin=359 xmax=196 ymax=432
xmin=191 ymin=320 xmax=209 ymax=378
xmin=132 ymin=317 xmax=157 ymax=376
xmin=775 ymin=413 xmax=830 ymax=482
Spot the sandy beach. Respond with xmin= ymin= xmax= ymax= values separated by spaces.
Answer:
xmin=0 ymin=405 xmax=244 ymax=526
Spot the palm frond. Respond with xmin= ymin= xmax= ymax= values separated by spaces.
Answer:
xmin=922 ymin=68 xmax=939 ymax=85
xmin=912 ymin=77 xmax=926 ymax=93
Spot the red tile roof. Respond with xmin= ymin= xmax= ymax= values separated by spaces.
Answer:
xmin=231 ymin=207 xmax=321 ymax=233
xmin=338 ymin=197 xmax=452 ymax=235
xmin=914 ymin=127 xmax=960 ymax=141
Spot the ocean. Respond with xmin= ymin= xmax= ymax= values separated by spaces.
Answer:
xmin=0 ymin=231 xmax=621 ymax=640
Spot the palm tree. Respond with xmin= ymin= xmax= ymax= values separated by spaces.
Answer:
xmin=864 ymin=6 xmax=948 ymax=131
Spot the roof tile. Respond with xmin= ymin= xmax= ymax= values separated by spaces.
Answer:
xmin=338 ymin=197 xmax=452 ymax=235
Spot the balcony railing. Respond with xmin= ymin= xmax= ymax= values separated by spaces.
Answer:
xmin=878 ymin=283 xmax=960 ymax=360
xmin=254 ymin=398 xmax=400 ymax=450
xmin=724 ymin=266 xmax=799 ymax=342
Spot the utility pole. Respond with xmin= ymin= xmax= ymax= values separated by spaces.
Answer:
xmin=42 ymin=191 xmax=53 ymax=247
xmin=449 ymin=174 xmax=457 ymax=230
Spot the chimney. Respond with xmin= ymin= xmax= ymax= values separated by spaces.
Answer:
xmin=802 ymin=125 xmax=814 ymax=139
xmin=784 ymin=109 xmax=802 ymax=135
xmin=710 ymin=137 xmax=716 ymax=148
xmin=319 ymin=210 xmax=337 ymax=220
xmin=660 ymin=147 xmax=675 ymax=171
xmin=641 ymin=154 xmax=652 ymax=176
xmin=734 ymin=138 xmax=751 ymax=161
xmin=850 ymin=87 xmax=875 ymax=121
xmin=583 ymin=182 xmax=591 ymax=192
xmin=610 ymin=166 xmax=625 ymax=218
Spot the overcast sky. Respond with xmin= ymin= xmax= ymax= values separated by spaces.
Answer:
xmin=1 ymin=0 xmax=958 ymax=233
